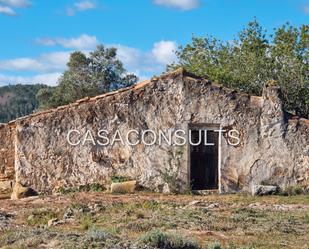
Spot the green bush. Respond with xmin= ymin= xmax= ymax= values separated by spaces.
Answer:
xmin=304 ymin=214 xmax=309 ymax=224
xmin=57 ymin=183 xmax=104 ymax=194
xmin=206 ymin=242 xmax=222 ymax=249
xmin=80 ymin=215 xmax=94 ymax=231
xmin=79 ymin=183 xmax=104 ymax=192
xmin=27 ymin=210 xmax=57 ymax=226
xmin=111 ymin=176 xmax=130 ymax=183
xmin=86 ymin=228 xmax=108 ymax=242
xmin=139 ymin=229 xmax=200 ymax=249
xmin=279 ymin=186 xmax=307 ymax=196
xmin=169 ymin=20 xmax=309 ymax=118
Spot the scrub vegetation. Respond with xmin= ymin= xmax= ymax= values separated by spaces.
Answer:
xmin=0 ymin=190 xmax=308 ymax=248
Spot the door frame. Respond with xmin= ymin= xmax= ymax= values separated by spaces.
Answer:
xmin=187 ymin=123 xmax=222 ymax=193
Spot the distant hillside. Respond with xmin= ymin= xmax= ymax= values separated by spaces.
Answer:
xmin=0 ymin=84 xmax=50 ymax=123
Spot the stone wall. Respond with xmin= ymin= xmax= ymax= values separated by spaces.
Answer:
xmin=2 ymin=69 xmax=309 ymax=193
xmin=0 ymin=123 xmax=15 ymax=189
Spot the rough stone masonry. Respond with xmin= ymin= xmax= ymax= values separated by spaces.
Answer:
xmin=0 ymin=69 xmax=308 ymax=193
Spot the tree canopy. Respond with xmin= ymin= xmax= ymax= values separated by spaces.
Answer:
xmin=169 ymin=19 xmax=309 ymax=118
xmin=37 ymin=45 xmax=138 ymax=109
xmin=0 ymin=84 xmax=47 ymax=123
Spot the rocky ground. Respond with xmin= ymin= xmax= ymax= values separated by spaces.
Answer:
xmin=0 ymin=190 xmax=308 ymax=249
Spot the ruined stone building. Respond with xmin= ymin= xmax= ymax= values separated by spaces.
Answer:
xmin=0 ymin=69 xmax=308 ymax=193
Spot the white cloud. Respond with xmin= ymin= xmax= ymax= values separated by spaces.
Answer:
xmin=0 ymin=52 xmax=71 ymax=72
xmin=0 ymin=5 xmax=16 ymax=16
xmin=35 ymin=38 xmax=56 ymax=46
xmin=0 ymin=58 xmax=41 ymax=71
xmin=0 ymin=72 xmax=62 ymax=86
xmin=152 ymin=40 xmax=177 ymax=64
xmin=113 ymin=45 xmax=144 ymax=68
xmin=0 ymin=40 xmax=178 ymax=85
xmin=153 ymin=0 xmax=200 ymax=10
xmin=0 ymin=0 xmax=31 ymax=7
xmin=112 ymin=44 xmax=160 ymax=77
xmin=75 ymin=1 xmax=96 ymax=11
xmin=0 ymin=0 xmax=31 ymax=16
xmin=39 ymin=52 xmax=72 ymax=71
xmin=37 ymin=34 xmax=98 ymax=50
xmin=30 ymin=72 xmax=62 ymax=86
xmin=110 ymin=40 xmax=178 ymax=78
xmin=66 ymin=0 xmax=96 ymax=16
xmin=302 ymin=5 xmax=309 ymax=15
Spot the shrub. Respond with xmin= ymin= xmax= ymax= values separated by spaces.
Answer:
xmin=169 ymin=20 xmax=309 ymax=118
xmin=86 ymin=228 xmax=108 ymax=242
xmin=304 ymin=214 xmax=309 ymax=224
xmin=206 ymin=242 xmax=222 ymax=249
xmin=279 ymin=186 xmax=307 ymax=196
xmin=90 ymin=183 xmax=104 ymax=192
xmin=57 ymin=183 xmax=104 ymax=194
xmin=111 ymin=176 xmax=130 ymax=183
xmin=142 ymin=200 xmax=161 ymax=211
xmin=79 ymin=183 xmax=104 ymax=192
xmin=27 ymin=210 xmax=57 ymax=226
xmin=139 ymin=229 xmax=200 ymax=249
xmin=80 ymin=215 xmax=94 ymax=230
xmin=58 ymin=186 xmax=69 ymax=195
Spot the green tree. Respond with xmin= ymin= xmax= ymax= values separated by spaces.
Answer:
xmin=39 ymin=45 xmax=138 ymax=109
xmin=0 ymin=84 xmax=47 ymax=123
xmin=169 ymin=19 xmax=309 ymax=117
xmin=35 ymin=87 xmax=54 ymax=110
xmin=270 ymin=24 xmax=309 ymax=116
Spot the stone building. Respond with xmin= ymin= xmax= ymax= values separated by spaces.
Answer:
xmin=0 ymin=69 xmax=308 ymax=193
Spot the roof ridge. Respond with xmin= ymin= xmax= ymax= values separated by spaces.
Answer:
xmin=3 ymin=68 xmax=308 ymax=125
xmin=7 ymin=78 xmax=153 ymax=125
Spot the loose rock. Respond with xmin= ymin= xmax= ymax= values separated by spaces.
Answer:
xmin=10 ymin=182 xmax=38 ymax=200
xmin=252 ymin=185 xmax=278 ymax=196
xmin=111 ymin=181 xmax=137 ymax=194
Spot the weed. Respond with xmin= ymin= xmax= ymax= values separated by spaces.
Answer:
xmin=26 ymin=209 xmax=57 ymax=226
xmin=126 ymin=220 xmax=156 ymax=232
xmin=139 ymin=229 xmax=200 ymax=249
xmin=58 ymin=183 xmax=104 ymax=194
xmin=80 ymin=183 xmax=105 ymax=192
xmin=205 ymin=242 xmax=222 ymax=249
xmin=142 ymin=200 xmax=161 ymax=211
xmin=279 ymin=185 xmax=307 ymax=196
xmin=80 ymin=214 xmax=94 ymax=230
xmin=86 ymin=228 xmax=108 ymax=242
xmin=111 ymin=176 xmax=130 ymax=183
xmin=106 ymin=226 xmax=121 ymax=235
xmin=70 ymin=202 xmax=89 ymax=212
xmin=304 ymin=214 xmax=309 ymax=224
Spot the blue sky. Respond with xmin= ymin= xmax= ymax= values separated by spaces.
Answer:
xmin=0 ymin=0 xmax=308 ymax=86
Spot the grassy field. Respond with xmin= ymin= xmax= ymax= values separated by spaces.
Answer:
xmin=0 ymin=191 xmax=308 ymax=248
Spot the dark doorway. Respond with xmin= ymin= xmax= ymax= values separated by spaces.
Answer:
xmin=190 ymin=128 xmax=219 ymax=190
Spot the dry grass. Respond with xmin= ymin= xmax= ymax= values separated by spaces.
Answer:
xmin=0 ymin=192 xmax=308 ymax=248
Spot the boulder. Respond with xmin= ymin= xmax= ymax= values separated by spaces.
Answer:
xmin=10 ymin=182 xmax=38 ymax=200
xmin=252 ymin=185 xmax=278 ymax=196
xmin=110 ymin=181 xmax=137 ymax=194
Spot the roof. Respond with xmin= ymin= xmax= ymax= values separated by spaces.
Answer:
xmin=3 ymin=68 xmax=309 ymax=126
xmin=6 ymin=68 xmax=188 ymax=125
